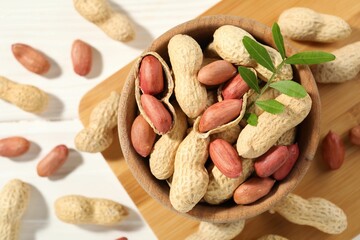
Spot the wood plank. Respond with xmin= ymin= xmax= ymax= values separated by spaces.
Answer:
xmin=79 ymin=0 xmax=360 ymax=239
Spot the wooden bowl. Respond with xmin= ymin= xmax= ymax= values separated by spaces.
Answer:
xmin=118 ymin=15 xmax=320 ymax=223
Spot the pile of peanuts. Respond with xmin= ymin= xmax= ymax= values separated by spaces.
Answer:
xmin=130 ymin=24 xmax=313 ymax=213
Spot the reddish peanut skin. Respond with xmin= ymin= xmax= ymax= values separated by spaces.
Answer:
xmin=349 ymin=125 xmax=360 ymax=146
xmin=322 ymin=131 xmax=345 ymax=170
xmin=115 ymin=238 xmax=128 ymax=240
xmin=11 ymin=43 xmax=50 ymax=74
xmin=0 ymin=136 xmax=30 ymax=157
xmin=131 ymin=115 xmax=156 ymax=157
xmin=255 ymin=145 xmax=289 ymax=177
xmin=233 ymin=177 xmax=275 ymax=205
xmin=37 ymin=145 xmax=69 ymax=177
xmin=209 ymin=139 xmax=242 ymax=178
xmin=140 ymin=94 xmax=172 ymax=134
xmin=273 ymin=143 xmax=300 ymax=180
xmin=139 ymin=55 xmax=164 ymax=95
xmin=71 ymin=39 xmax=92 ymax=76
xmin=199 ymin=99 xmax=243 ymax=132
xmin=222 ymin=74 xmax=250 ymax=100
xmin=197 ymin=60 xmax=236 ymax=86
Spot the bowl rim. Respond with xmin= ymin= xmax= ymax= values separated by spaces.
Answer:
xmin=118 ymin=15 xmax=321 ymax=223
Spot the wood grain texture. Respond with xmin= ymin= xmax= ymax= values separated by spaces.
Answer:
xmin=79 ymin=0 xmax=360 ymax=239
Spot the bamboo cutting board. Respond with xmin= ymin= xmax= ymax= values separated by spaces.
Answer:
xmin=78 ymin=0 xmax=360 ymax=239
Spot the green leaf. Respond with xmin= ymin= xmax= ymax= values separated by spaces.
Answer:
xmin=242 ymin=36 xmax=276 ymax=73
xmin=238 ymin=66 xmax=260 ymax=94
xmin=285 ymin=51 xmax=335 ymax=65
xmin=255 ymin=99 xmax=284 ymax=114
xmin=245 ymin=113 xmax=258 ymax=126
xmin=270 ymin=80 xmax=307 ymax=98
xmin=272 ymin=22 xmax=286 ymax=60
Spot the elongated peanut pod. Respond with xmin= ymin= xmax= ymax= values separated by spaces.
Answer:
xmin=185 ymin=220 xmax=245 ymax=240
xmin=272 ymin=193 xmax=347 ymax=234
xmin=0 ymin=76 xmax=48 ymax=113
xmin=0 ymin=179 xmax=30 ymax=240
xmin=170 ymin=129 xmax=209 ymax=213
xmin=75 ymin=91 xmax=120 ymax=153
xmin=150 ymin=104 xmax=187 ymax=179
xmin=168 ymin=34 xmax=207 ymax=118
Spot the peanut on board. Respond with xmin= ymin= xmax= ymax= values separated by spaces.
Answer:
xmin=75 ymin=91 xmax=120 ymax=153
xmin=0 ymin=76 xmax=49 ymax=113
xmin=150 ymin=104 xmax=187 ymax=180
xmin=204 ymin=158 xmax=254 ymax=205
xmin=0 ymin=179 xmax=30 ymax=240
xmin=322 ymin=130 xmax=345 ymax=170
xmin=169 ymin=129 xmax=209 ymax=213
xmin=0 ymin=136 xmax=30 ymax=158
xmin=37 ymin=145 xmax=69 ymax=177
xmin=237 ymin=93 xmax=312 ymax=158
xmin=271 ymin=193 xmax=347 ymax=234
xmin=168 ymin=34 xmax=207 ymax=118
xmin=185 ymin=219 xmax=245 ymax=240
xmin=312 ymin=41 xmax=360 ymax=83
xmin=73 ymin=0 xmax=135 ymax=42
xmin=257 ymin=235 xmax=289 ymax=240
xmin=55 ymin=195 xmax=128 ymax=225
xmin=71 ymin=39 xmax=92 ymax=76
xmin=131 ymin=115 xmax=156 ymax=158
xmin=278 ymin=7 xmax=351 ymax=43
xmin=12 ymin=43 xmax=50 ymax=75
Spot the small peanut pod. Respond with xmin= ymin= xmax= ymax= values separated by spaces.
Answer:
xmin=168 ymin=34 xmax=207 ymax=118
xmin=257 ymin=235 xmax=289 ymax=240
xmin=254 ymin=145 xmax=289 ymax=178
xmin=71 ymin=39 xmax=92 ymax=76
xmin=37 ymin=145 xmax=69 ymax=177
xmin=237 ymin=93 xmax=312 ymax=158
xmin=273 ymin=143 xmax=300 ymax=181
xmin=169 ymin=129 xmax=210 ymax=213
xmin=233 ymin=177 xmax=275 ymax=205
xmin=213 ymin=25 xmax=256 ymax=66
xmin=221 ymin=74 xmax=250 ymax=100
xmin=322 ymin=131 xmax=345 ymax=170
xmin=204 ymin=158 xmax=254 ymax=205
xmin=150 ymin=104 xmax=187 ymax=180
xmin=0 ymin=136 xmax=30 ymax=157
xmin=0 ymin=76 xmax=49 ymax=113
xmin=349 ymin=125 xmax=360 ymax=146
xmin=278 ymin=7 xmax=351 ymax=43
xmin=272 ymin=193 xmax=347 ymax=234
xmin=55 ymin=195 xmax=128 ymax=225
xmin=0 ymin=179 xmax=30 ymax=240
xmin=75 ymin=91 xmax=120 ymax=153
xmin=197 ymin=60 xmax=236 ymax=86
xmin=11 ymin=43 xmax=50 ymax=74
xmin=131 ymin=115 xmax=156 ymax=157
xmin=135 ymin=52 xmax=175 ymax=135
xmin=185 ymin=220 xmax=245 ymax=240
xmin=312 ymin=41 xmax=360 ymax=83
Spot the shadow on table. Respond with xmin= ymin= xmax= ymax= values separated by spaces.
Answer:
xmin=85 ymin=46 xmax=103 ymax=79
xmin=49 ymin=148 xmax=84 ymax=181
xmin=38 ymin=93 xmax=64 ymax=120
xmin=9 ymin=141 xmax=41 ymax=162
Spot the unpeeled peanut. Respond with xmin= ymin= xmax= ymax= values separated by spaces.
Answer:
xmin=139 ymin=55 xmax=164 ymax=95
xmin=255 ymin=145 xmax=289 ymax=178
xmin=233 ymin=177 xmax=275 ymax=205
xmin=71 ymin=39 xmax=92 ymax=76
xmin=197 ymin=60 xmax=236 ymax=86
xmin=322 ymin=131 xmax=345 ymax=170
xmin=11 ymin=43 xmax=50 ymax=74
xmin=37 ymin=145 xmax=69 ymax=177
xmin=222 ymin=74 xmax=250 ymax=100
xmin=140 ymin=94 xmax=172 ymax=134
xmin=131 ymin=115 xmax=156 ymax=158
xmin=273 ymin=143 xmax=300 ymax=180
xmin=349 ymin=125 xmax=360 ymax=146
xmin=0 ymin=136 xmax=30 ymax=157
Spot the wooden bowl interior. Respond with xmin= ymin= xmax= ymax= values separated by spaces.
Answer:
xmin=118 ymin=15 xmax=320 ymax=223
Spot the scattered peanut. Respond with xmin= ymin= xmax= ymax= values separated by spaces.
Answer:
xmin=37 ymin=145 xmax=69 ymax=177
xmin=322 ymin=130 xmax=345 ymax=170
xmin=312 ymin=41 xmax=360 ymax=83
xmin=75 ymin=91 xmax=120 ymax=153
xmin=257 ymin=235 xmax=289 ymax=240
xmin=168 ymin=34 xmax=207 ymax=118
xmin=185 ymin=220 xmax=245 ymax=240
xmin=71 ymin=39 xmax=92 ymax=76
xmin=0 ymin=136 xmax=30 ymax=157
xmin=272 ymin=193 xmax=347 ymax=234
xmin=55 ymin=195 xmax=128 ymax=225
xmin=349 ymin=125 xmax=360 ymax=146
xmin=0 ymin=179 xmax=30 ymax=240
xmin=273 ymin=143 xmax=300 ymax=181
xmin=139 ymin=55 xmax=164 ymax=95
xmin=11 ymin=43 xmax=50 ymax=74
xmin=197 ymin=60 xmax=236 ymax=86
xmin=73 ymin=0 xmax=135 ymax=42
xmin=278 ymin=7 xmax=351 ymax=43
xmin=255 ymin=145 xmax=289 ymax=178
xmin=131 ymin=115 xmax=156 ymax=157
xmin=0 ymin=76 xmax=49 ymax=113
